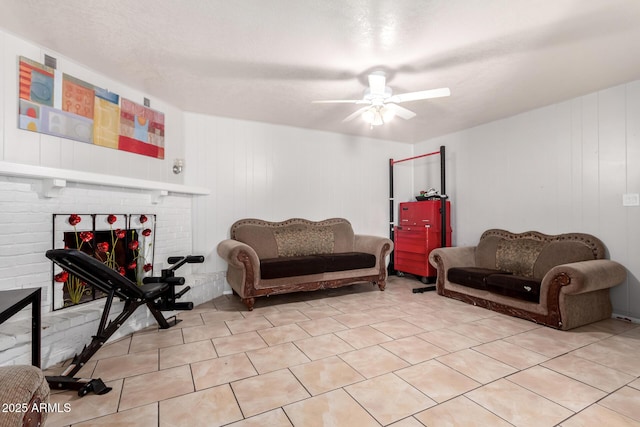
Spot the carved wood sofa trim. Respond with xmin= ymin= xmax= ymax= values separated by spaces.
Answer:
xmin=237 ymin=243 xmax=390 ymax=310
xmin=433 ymin=252 xmax=571 ymax=328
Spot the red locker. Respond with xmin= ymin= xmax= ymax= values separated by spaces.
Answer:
xmin=394 ymin=200 xmax=452 ymax=281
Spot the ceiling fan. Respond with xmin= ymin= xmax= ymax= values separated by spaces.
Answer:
xmin=313 ymin=71 xmax=450 ymax=127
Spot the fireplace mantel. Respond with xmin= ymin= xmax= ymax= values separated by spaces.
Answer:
xmin=0 ymin=161 xmax=209 ymax=201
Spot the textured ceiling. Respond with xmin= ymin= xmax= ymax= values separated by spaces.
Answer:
xmin=2 ymin=0 xmax=640 ymax=143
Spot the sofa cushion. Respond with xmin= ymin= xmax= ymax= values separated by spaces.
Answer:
xmin=533 ymin=241 xmax=597 ymax=279
xmin=485 ymin=274 xmax=541 ymax=303
xmin=234 ymin=224 xmax=280 ymax=259
xmin=260 ymin=255 xmax=326 ymax=279
xmin=322 ymin=252 xmax=376 ymax=272
xmin=274 ymin=226 xmax=334 ymax=257
xmin=495 ymin=239 xmax=547 ymax=277
xmin=231 ymin=218 xmax=358 ymax=260
xmin=330 ymin=221 xmax=356 ymax=252
xmin=476 ymin=230 xmax=607 ymax=281
xmin=475 ymin=235 xmax=502 ymax=269
xmin=448 ymin=267 xmax=509 ymax=290
xmin=260 ymin=252 xmax=376 ymax=280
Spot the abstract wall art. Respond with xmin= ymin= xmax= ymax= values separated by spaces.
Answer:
xmin=17 ymin=56 xmax=165 ymax=159
xmin=118 ymin=98 xmax=165 ymax=159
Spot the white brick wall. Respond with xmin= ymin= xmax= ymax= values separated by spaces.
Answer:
xmin=0 ymin=175 xmax=225 ymax=368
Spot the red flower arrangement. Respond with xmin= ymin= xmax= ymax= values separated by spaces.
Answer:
xmin=67 ymin=215 xmax=94 ymax=251
xmin=54 ymin=213 xmax=155 ymax=307
xmin=68 ymin=214 xmax=81 ymax=226
xmin=54 ymin=271 xmax=69 ymax=283
xmin=60 ymin=214 xmax=93 ymax=304
xmin=126 ymin=215 xmax=155 ymax=284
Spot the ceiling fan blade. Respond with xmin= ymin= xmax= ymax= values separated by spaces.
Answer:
xmin=342 ymin=106 xmax=369 ymax=122
xmin=312 ymin=99 xmax=361 ymax=104
xmin=368 ymin=71 xmax=386 ymax=95
xmin=385 ymin=103 xmax=416 ymax=120
xmin=388 ymin=87 xmax=451 ymax=103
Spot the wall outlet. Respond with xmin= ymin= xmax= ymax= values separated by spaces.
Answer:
xmin=622 ymin=193 xmax=640 ymax=206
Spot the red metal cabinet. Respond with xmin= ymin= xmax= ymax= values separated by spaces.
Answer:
xmin=394 ymin=200 xmax=452 ymax=281
xmin=398 ymin=200 xmax=450 ymax=230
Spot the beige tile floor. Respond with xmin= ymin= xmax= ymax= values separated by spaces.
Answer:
xmin=43 ymin=276 xmax=640 ymax=427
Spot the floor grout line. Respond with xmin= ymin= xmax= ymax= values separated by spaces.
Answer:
xmin=42 ymin=278 xmax=640 ymax=426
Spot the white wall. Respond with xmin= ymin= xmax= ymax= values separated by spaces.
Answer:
xmin=0 ymin=27 xmax=413 ymax=367
xmin=0 ymin=26 xmax=414 ymax=282
xmin=184 ymin=113 xmax=414 ymax=275
xmin=0 ymin=29 xmax=185 ymax=184
xmin=414 ymin=81 xmax=640 ymax=319
xmin=0 ymin=29 xmax=208 ymax=368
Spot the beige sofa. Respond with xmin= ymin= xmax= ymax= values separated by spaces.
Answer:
xmin=0 ymin=365 xmax=50 ymax=427
xmin=429 ymin=229 xmax=626 ymax=330
xmin=217 ymin=218 xmax=393 ymax=310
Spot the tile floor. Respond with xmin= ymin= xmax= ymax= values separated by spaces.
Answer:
xmin=43 ymin=276 xmax=640 ymax=426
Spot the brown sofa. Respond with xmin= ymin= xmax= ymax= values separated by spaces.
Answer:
xmin=217 ymin=218 xmax=393 ymax=310
xmin=429 ymin=229 xmax=626 ymax=330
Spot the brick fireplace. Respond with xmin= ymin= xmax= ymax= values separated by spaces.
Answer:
xmin=0 ymin=172 xmax=223 ymax=368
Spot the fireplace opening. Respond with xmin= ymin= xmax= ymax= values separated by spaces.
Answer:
xmin=52 ymin=214 xmax=156 ymax=310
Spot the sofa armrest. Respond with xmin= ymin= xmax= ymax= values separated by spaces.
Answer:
xmin=216 ymin=239 xmax=261 ymax=293
xmin=354 ymin=235 xmax=394 ymax=258
xmin=544 ymin=259 xmax=627 ymax=295
xmin=429 ymin=246 xmax=476 ymax=293
xmin=429 ymin=246 xmax=476 ymax=271
xmin=217 ymin=239 xmax=259 ymax=268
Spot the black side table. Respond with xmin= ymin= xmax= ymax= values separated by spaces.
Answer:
xmin=0 ymin=288 xmax=41 ymax=367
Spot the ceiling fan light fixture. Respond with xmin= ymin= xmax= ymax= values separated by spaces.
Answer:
xmin=313 ymin=71 xmax=446 ymax=125
xmin=361 ymin=106 xmax=381 ymax=126
xmin=381 ymin=106 xmax=395 ymax=122
xmin=361 ymin=107 xmax=375 ymax=125
xmin=362 ymin=105 xmax=394 ymax=126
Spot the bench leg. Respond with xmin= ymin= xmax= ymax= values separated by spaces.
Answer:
xmin=378 ymin=280 xmax=386 ymax=291
xmin=147 ymin=302 xmax=172 ymax=329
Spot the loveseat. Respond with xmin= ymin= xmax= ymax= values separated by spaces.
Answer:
xmin=217 ymin=218 xmax=393 ymax=310
xmin=429 ymin=229 xmax=626 ymax=330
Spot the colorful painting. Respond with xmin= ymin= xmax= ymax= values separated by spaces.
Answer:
xmin=93 ymin=88 xmax=121 ymax=149
xmin=18 ymin=57 xmax=54 ymax=133
xmin=17 ymin=56 xmax=164 ymax=159
xmin=42 ymin=107 xmax=94 ymax=143
xmin=19 ymin=57 xmax=54 ymax=106
xmin=118 ymin=98 xmax=165 ymax=159
xmin=62 ymin=74 xmax=95 ymax=119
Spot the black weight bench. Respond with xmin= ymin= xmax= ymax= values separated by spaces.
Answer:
xmin=45 ymin=248 xmax=203 ymax=396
